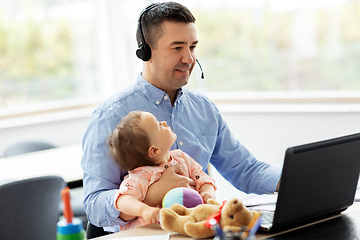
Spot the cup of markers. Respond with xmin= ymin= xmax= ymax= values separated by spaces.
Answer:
xmin=211 ymin=211 xmax=262 ymax=240
xmin=57 ymin=187 xmax=86 ymax=240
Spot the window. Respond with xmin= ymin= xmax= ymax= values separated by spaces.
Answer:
xmin=184 ymin=0 xmax=360 ymax=93
xmin=0 ymin=0 xmax=97 ymax=110
xmin=1 ymin=0 xmax=360 ymax=116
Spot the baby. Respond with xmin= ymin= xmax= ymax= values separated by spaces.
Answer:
xmin=108 ymin=110 xmax=216 ymax=231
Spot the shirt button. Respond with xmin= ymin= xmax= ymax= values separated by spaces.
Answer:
xmin=164 ymin=96 xmax=168 ymax=100
xmin=156 ymin=100 xmax=160 ymax=104
xmin=179 ymin=141 xmax=183 ymax=146
xmin=172 ymin=114 xmax=174 ymax=118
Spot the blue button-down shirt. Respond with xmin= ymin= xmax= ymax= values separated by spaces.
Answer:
xmin=81 ymin=74 xmax=281 ymax=231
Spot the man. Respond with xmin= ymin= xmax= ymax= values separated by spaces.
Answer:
xmin=82 ymin=2 xmax=281 ymax=232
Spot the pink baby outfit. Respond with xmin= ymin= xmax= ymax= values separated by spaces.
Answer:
xmin=114 ymin=149 xmax=216 ymax=231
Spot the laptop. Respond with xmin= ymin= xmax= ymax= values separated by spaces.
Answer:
xmin=252 ymin=132 xmax=360 ymax=232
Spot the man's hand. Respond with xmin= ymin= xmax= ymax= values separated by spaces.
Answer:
xmin=276 ymin=178 xmax=281 ymax=192
xmin=143 ymin=164 xmax=196 ymax=206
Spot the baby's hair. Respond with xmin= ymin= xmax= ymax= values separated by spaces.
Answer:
xmin=108 ymin=111 xmax=158 ymax=171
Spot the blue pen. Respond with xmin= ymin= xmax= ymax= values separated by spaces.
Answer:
xmin=245 ymin=213 xmax=262 ymax=240
xmin=209 ymin=219 xmax=223 ymax=239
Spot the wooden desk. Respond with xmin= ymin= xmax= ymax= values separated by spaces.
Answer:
xmin=94 ymin=203 xmax=360 ymax=240
xmin=0 ymin=144 xmax=83 ymax=184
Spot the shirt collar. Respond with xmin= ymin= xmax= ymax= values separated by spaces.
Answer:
xmin=136 ymin=73 xmax=184 ymax=105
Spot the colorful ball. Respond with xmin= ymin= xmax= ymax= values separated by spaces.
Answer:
xmin=162 ymin=187 xmax=204 ymax=208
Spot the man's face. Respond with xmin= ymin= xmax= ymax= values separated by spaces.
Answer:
xmin=144 ymin=21 xmax=198 ymax=93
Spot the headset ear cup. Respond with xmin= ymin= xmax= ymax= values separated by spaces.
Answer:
xmin=142 ymin=43 xmax=151 ymax=61
xmin=136 ymin=43 xmax=151 ymax=61
xmin=136 ymin=44 xmax=145 ymax=60
xmin=136 ymin=3 xmax=159 ymax=61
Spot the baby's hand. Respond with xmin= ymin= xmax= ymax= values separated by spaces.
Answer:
xmin=142 ymin=206 xmax=160 ymax=225
xmin=200 ymin=192 xmax=214 ymax=204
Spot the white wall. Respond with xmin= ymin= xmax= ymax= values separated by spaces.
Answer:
xmin=223 ymin=110 xmax=360 ymax=167
xmin=0 ymin=112 xmax=90 ymax=155
xmin=1 ymin=105 xmax=359 ymax=199
xmin=211 ymin=107 xmax=360 ymax=200
xmin=3 ymin=106 xmax=359 ymax=160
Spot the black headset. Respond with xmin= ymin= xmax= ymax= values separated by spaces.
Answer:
xmin=136 ymin=3 xmax=204 ymax=79
xmin=136 ymin=3 xmax=161 ymax=61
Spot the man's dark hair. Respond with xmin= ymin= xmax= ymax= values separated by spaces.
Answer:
xmin=136 ymin=1 xmax=196 ymax=49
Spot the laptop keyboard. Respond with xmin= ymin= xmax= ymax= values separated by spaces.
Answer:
xmin=248 ymin=207 xmax=275 ymax=228
xmin=248 ymin=178 xmax=360 ymax=229
xmin=260 ymin=210 xmax=275 ymax=225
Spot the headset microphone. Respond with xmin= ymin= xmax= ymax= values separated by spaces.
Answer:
xmin=196 ymin=59 xmax=205 ymax=79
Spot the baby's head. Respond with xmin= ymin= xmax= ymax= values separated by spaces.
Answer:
xmin=108 ymin=111 xmax=155 ymax=171
xmin=108 ymin=111 xmax=177 ymax=171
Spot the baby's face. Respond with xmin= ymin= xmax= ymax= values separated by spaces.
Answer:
xmin=138 ymin=111 xmax=177 ymax=152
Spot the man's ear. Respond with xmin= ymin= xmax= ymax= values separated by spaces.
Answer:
xmin=148 ymin=145 xmax=161 ymax=157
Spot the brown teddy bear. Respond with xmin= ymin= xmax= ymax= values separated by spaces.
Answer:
xmin=159 ymin=198 xmax=256 ymax=239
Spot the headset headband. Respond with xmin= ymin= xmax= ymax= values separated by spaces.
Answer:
xmin=136 ymin=3 xmax=161 ymax=61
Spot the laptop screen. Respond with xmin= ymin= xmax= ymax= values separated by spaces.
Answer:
xmin=272 ymin=133 xmax=360 ymax=231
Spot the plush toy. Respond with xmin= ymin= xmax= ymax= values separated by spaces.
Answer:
xmin=162 ymin=187 xmax=204 ymax=209
xmin=160 ymin=198 xmax=256 ymax=239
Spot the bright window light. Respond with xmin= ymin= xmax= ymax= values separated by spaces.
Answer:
xmin=0 ymin=0 xmax=97 ymax=109
xmin=1 ymin=0 xmax=360 ymax=113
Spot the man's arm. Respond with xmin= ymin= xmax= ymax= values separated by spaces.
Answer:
xmin=209 ymin=103 xmax=282 ymax=194
xmin=81 ymin=110 xmax=127 ymax=228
